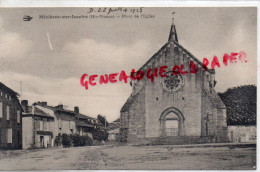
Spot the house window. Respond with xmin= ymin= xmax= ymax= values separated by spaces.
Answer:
xmin=70 ymin=121 xmax=74 ymax=133
xmin=9 ymin=96 xmax=12 ymax=101
xmin=7 ymin=128 xmax=12 ymax=143
xmin=0 ymin=102 xmax=2 ymax=118
xmin=45 ymin=121 xmax=50 ymax=131
xmin=69 ymin=121 xmax=74 ymax=130
xmin=40 ymin=121 xmax=43 ymax=130
xmin=5 ymin=94 xmax=8 ymax=99
xmin=44 ymin=120 xmax=47 ymax=130
xmin=6 ymin=106 xmax=10 ymax=120
xmin=58 ymin=119 xmax=62 ymax=129
xmin=17 ymin=110 xmax=20 ymax=123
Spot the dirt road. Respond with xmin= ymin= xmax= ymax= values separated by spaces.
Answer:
xmin=0 ymin=144 xmax=256 ymax=170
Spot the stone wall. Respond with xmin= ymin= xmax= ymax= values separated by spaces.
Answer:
xmin=22 ymin=116 xmax=55 ymax=149
xmin=143 ymin=46 xmax=203 ymax=138
xmin=216 ymin=108 xmax=227 ymax=142
xmin=127 ymin=88 xmax=146 ymax=143
xmin=201 ymin=90 xmax=218 ymax=137
xmin=22 ymin=117 xmax=33 ymax=149
xmin=227 ymin=126 xmax=256 ymax=143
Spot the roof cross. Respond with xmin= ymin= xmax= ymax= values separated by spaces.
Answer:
xmin=172 ymin=12 xmax=175 ymax=24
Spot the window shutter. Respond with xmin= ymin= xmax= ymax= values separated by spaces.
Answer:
xmin=6 ymin=106 xmax=9 ymax=120
xmin=0 ymin=102 xmax=2 ymax=118
xmin=69 ymin=121 xmax=74 ymax=130
xmin=47 ymin=121 xmax=50 ymax=131
xmin=7 ymin=129 xmax=12 ymax=143
xmin=43 ymin=121 xmax=46 ymax=130
xmin=40 ymin=121 xmax=43 ymax=130
xmin=17 ymin=110 xmax=20 ymax=123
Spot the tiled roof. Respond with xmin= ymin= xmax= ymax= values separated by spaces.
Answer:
xmin=0 ymin=82 xmax=19 ymax=96
xmin=76 ymin=113 xmax=102 ymax=126
xmin=75 ymin=120 xmax=95 ymax=128
xmin=113 ymin=118 xmax=120 ymax=123
xmin=77 ymin=113 xmax=95 ymax=120
xmin=107 ymin=121 xmax=120 ymax=131
xmin=52 ymin=107 xmax=76 ymax=116
xmin=23 ymin=106 xmax=54 ymax=119
xmin=35 ymin=103 xmax=100 ymax=125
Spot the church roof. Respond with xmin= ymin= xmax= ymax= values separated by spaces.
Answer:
xmin=203 ymin=89 xmax=226 ymax=109
xmin=120 ymin=88 xmax=144 ymax=112
xmin=136 ymin=22 xmax=215 ymax=75
xmin=113 ymin=118 xmax=120 ymax=123
xmin=120 ymin=94 xmax=137 ymax=112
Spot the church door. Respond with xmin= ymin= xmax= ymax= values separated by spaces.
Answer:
xmin=160 ymin=107 xmax=184 ymax=137
xmin=165 ymin=112 xmax=179 ymax=136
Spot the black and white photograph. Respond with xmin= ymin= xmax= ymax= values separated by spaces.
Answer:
xmin=0 ymin=5 xmax=257 ymax=170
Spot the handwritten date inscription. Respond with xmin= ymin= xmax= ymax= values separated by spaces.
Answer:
xmin=87 ymin=7 xmax=144 ymax=15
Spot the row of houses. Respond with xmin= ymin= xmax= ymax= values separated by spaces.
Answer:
xmin=0 ymin=82 xmax=103 ymax=150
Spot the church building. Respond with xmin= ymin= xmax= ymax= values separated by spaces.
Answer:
xmin=120 ymin=18 xmax=227 ymax=145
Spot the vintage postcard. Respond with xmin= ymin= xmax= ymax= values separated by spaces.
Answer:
xmin=0 ymin=4 xmax=257 ymax=170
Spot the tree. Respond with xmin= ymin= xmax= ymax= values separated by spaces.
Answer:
xmin=97 ymin=114 xmax=109 ymax=127
xmin=218 ymin=85 xmax=256 ymax=126
xmin=93 ymin=129 xmax=109 ymax=142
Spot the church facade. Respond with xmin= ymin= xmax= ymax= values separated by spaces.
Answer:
xmin=120 ymin=21 xmax=227 ymax=145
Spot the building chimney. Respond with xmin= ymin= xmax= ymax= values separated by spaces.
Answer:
xmin=21 ymin=100 xmax=28 ymax=113
xmin=74 ymin=106 xmax=79 ymax=114
xmin=41 ymin=102 xmax=47 ymax=106
xmin=58 ymin=104 xmax=63 ymax=109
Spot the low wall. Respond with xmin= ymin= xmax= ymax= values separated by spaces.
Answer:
xmin=227 ymin=126 xmax=256 ymax=143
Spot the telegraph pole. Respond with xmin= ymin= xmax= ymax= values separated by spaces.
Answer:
xmin=20 ymin=80 xmax=22 ymax=98
xmin=104 ymin=115 xmax=106 ymax=128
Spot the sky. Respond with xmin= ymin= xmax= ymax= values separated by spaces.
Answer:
xmin=0 ymin=7 xmax=257 ymax=122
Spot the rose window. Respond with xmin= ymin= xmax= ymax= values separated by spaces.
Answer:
xmin=161 ymin=71 xmax=184 ymax=92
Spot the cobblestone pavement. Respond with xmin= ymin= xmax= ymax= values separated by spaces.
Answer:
xmin=0 ymin=144 xmax=256 ymax=170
